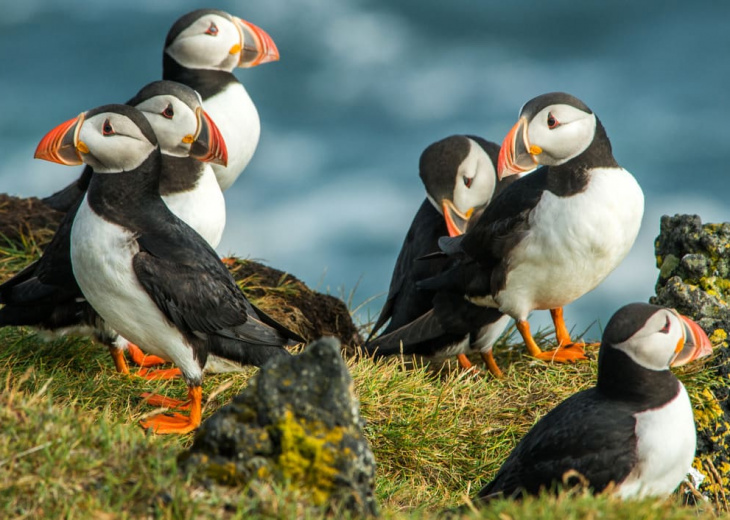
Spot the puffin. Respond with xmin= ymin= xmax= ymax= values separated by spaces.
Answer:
xmin=476 ymin=302 xmax=713 ymax=501
xmin=35 ymin=104 xmax=301 ymax=434
xmin=43 ymin=8 xmax=279 ymax=211
xmin=1 ymin=82 xmax=229 ymax=374
xmin=364 ymin=135 xmax=512 ymax=374
xmin=420 ymin=92 xmax=645 ymax=362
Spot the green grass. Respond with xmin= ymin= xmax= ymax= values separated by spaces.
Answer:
xmin=0 ymin=242 xmax=726 ymax=519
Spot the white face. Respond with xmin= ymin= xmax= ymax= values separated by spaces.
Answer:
xmin=451 ymin=138 xmax=497 ymax=214
xmin=134 ymin=94 xmax=200 ymax=157
xmin=165 ymin=13 xmax=240 ymax=71
xmin=612 ymin=309 xmax=684 ymax=371
xmin=527 ymin=104 xmax=597 ymax=166
xmin=77 ymin=113 xmax=156 ymax=174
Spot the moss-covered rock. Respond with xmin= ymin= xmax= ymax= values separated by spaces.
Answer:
xmin=651 ymin=214 xmax=730 ymax=500
xmin=179 ymin=337 xmax=378 ymax=517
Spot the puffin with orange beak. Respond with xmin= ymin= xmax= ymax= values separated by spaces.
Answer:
xmin=477 ymin=303 xmax=713 ymax=501
xmin=43 ymin=8 xmax=280 ymax=210
xmin=0 ymin=82 xmax=232 ymax=373
xmin=364 ymin=135 xmax=513 ymax=375
xmin=35 ymin=104 xmax=301 ymax=434
xmin=420 ymin=92 xmax=644 ymax=363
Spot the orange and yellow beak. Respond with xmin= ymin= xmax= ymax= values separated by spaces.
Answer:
xmin=441 ymin=199 xmax=473 ymax=237
xmin=232 ymin=17 xmax=280 ymax=68
xmin=34 ymin=113 xmax=87 ymax=166
xmin=497 ymin=116 xmax=540 ymax=180
xmin=189 ymin=108 xmax=228 ymax=166
xmin=670 ymin=313 xmax=713 ymax=367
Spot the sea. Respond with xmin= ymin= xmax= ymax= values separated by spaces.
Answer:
xmin=0 ymin=0 xmax=728 ymax=337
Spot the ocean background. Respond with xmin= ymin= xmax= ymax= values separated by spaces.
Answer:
xmin=0 ymin=1 xmax=728 ymax=337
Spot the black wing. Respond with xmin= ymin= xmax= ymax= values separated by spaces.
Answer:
xmin=367 ymin=200 xmax=449 ymax=341
xmin=133 ymin=219 xmax=300 ymax=352
xmin=364 ymin=291 xmax=504 ymax=358
xmin=477 ymin=388 xmax=637 ymax=500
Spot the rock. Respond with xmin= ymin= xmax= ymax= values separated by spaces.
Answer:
xmin=179 ymin=337 xmax=378 ymax=517
xmin=651 ymin=214 xmax=730 ymax=500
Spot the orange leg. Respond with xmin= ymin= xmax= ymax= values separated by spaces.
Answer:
xmin=516 ymin=319 xmax=587 ymax=363
xmin=457 ymin=353 xmax=475 ymax=370
xmin=139 ymin=386 xmax=202 ymax=435
xmin=108 ymin=346 xmax=130 ymax=374
xmin=550 ymin=308 xmax=599 ymax=349
xmin=127 ymin=343 xmax=167 ymax=368
xmin=480 ymin=350 xmax=503 ymax=378
xmin=137 ymin=367 xmax=183 ymax=380
xmin=221 ymin=257 xmax=236 ymax=267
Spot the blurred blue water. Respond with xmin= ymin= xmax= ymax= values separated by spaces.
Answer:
xmin=0 ymin=1 xmax=728 ymax=336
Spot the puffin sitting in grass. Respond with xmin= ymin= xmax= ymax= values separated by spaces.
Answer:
xmin=476 ymin=302 xmax=712 ymax=501
xmin=420 ymin=92 xmax=644 ymax=363
xmin=35 ymin=104 xmax=301 ymax=434
xmin=364 ymin=135 xmax=513 ymax=375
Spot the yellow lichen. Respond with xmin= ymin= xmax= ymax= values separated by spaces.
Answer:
xmin=276 ymin=409 xmax=345 ymax=505
xmin=710 ymin=328 xmax=728 ymax=347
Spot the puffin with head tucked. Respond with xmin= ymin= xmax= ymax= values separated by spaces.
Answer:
xmin=35 ymin=104 xmax=301 ymax=433
xmin=477 ymin=302 xmax=712 ymax=501
xmin=420 ymin=92 xmax=645 ymax=363
xmin=365 ymin=135 xmax=513 ymax=375
xmin=0 ymin=81 xmax=228 ymax=372
xmin=43 ymin=8 xmax=279 ymax=210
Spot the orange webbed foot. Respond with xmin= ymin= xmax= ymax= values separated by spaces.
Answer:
xmin=140 ymin=392 xmax=191 ymax=410
xmin=532 ymin=343 xmax=588 ymax=363
xmin=139 ymin=386 xmax=202 ymax=435
xmin=221 ymin=257 xmax=237 ymax=267
xmin=136 ymin=367 xmax=182 ymax=380
xmin=127 ymin=343 xmax=168 ymax=368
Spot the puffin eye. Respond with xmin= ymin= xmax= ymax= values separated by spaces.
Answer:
xmin=547 ymin=112 xmax=560 ymax=129
xmin=102 ymin=118 xmax=115 ymax=136
xmin=205 ymin=22 xmax=219 ymax=36
xmin=463 ymin=176 xmax=473 ymax=188
xmin=659 ymin=316 xmax=671 ymax=334
xmin=162 ymin=103 xmax=174 ymax=119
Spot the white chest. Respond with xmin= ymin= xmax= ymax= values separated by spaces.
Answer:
xmin=70 ymin=200 xmax=202 ymax=380
xmin=205 ymin=82 xmax=260 ymax=191
xmin=497 ymin=168 xmax=643 ymax=319
xmin=162 ymin=166 xmax=226 ymax=248
xmin=617 ymin=385 xmax=696 ymax=498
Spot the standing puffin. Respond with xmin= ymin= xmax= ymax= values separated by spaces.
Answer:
xmin=43 ymin=8 xmax=279 ymax=210
xmin=421 ymin=92 xmax=644 ymax=362
xmin=365 ymin=135 xmax=512 ymax=374
xmin=0 ymin=82 xmax=228 ymax=373
xmin=477 ymin=302 xmax=712 ymax=501
xmin=35 ymin=104 xmax=301 ymax=434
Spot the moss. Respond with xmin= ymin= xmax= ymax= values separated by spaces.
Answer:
xmin=659 ymin=254 xmax=680 ymax=279
xmin=276 ymin=409 xmax=344 ymax=505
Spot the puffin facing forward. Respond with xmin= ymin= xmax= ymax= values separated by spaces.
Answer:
xmin=477 ymin=302 xmax=712 ymax=501
xmin=421 ymin=93 xmax=644 ymax=362
xmin=365 ymin=135 xmax=512 ymax=374
xmin=43 ymin=8 xmax=279 ymax=210
xmin=0 ymin=82 xmax=227 ymax=373
xmin=35 ymin=104 xmax=301 ymax=434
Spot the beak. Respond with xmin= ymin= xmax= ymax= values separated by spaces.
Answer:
xmin=34 ymin=113 xmax=86 ymax=166
xmin=497 ymin=116 xmax=539 ymax=180
xmin=671 ymin=313 xmax=713 ymax=367
xmin=233 ymin=17 xmax=280 ymax=68
xmin=189 ymin=108 xmax=228 ymax=166
xmin=441 ymin=199 xmax=472 ymax=237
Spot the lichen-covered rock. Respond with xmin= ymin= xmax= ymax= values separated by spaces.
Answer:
xmin=651 ymin=214 xmax=730 ymax=499
xmin=179 ymin=337 xmax=378 ymax=517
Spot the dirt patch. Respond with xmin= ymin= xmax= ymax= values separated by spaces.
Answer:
xmin=0 ymin=194 xmax=63 ymax=247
